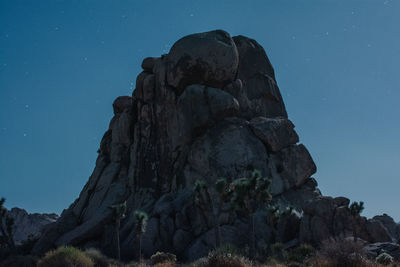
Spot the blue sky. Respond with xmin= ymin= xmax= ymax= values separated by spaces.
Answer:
xmin=0 ymin=0 xmax=399 ymax=221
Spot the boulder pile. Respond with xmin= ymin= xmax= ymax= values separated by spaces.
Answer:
xmin=32 ymin=30 xmax=399 ymax=261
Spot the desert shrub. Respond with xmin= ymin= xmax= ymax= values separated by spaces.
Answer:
xmin=287 ymin=243 xmax=314 ymax=263
xmin=38 ymin=246 xmax=94 ymax=267
xmin=376 ymin=252 xmax=393 ymax=265
xmin=150 ymin=251 xmax=176 ymax=266
xmin=0 ymin=254 xmax=38 ymax=267
xmin=207 ymin=244 xmax=252 ymax=267
xmin=349 ymin=201 xmax=364 ymax=216
xmin=212 ymin=243 xmax=241 ymax=258
xmin=309 ymin=239 xmax=369 ymax=267
xmin=207 ymin=254 xmax=252 ymax=267
xmin=84 ymin=248 xmax=109 ymax=267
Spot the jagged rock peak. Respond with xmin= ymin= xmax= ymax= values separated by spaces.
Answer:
xmin=32 ymin=30 xmax=397 ymax=261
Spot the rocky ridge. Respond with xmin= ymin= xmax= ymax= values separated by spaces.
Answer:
xmin=1 ymin=208 xmax=58 ymax=244
xmin=32 ymin=30 xmax=400 ymax=261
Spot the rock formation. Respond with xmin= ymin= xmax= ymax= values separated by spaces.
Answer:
xmin=1 ymin=208 xmax=58 ymax=244
xmin=32 ymin=30 xmax=399 ymax=261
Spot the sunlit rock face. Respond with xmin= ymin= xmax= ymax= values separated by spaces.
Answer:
xmin=32 ymin=30 xmax=397 ymax=261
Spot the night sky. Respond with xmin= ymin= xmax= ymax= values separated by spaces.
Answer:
xmin=1 ymin=0 xmax=399 ymax=221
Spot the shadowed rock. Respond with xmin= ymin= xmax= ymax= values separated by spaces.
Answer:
xmin=249 ymin=116 xmax=299 ymax=152
xmin=166 ymin=30 xmax=239 ymax=93
xmin=31 ymin=29 xmax=398 ymax=262
xmin=0 ymin=208 xmax=58 ymax=244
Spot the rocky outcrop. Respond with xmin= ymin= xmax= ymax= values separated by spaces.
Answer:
xmin=373 ymin=214 xmax=400 ymax=242
xmin=32 ymin=29 xmax=398 ymax=261
xmin=1 ymin=208 xmax=58 ymax=244
xmin=365 ymin=242 xmax=400 ymax=261
xmin=299 ymin=196 xmax=392 ymax=246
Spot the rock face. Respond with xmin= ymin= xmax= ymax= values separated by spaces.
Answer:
xmin=32 ymin=30 xmax=399 ymax=261
xmin=1 ymin=208 xmax=58 ymax=244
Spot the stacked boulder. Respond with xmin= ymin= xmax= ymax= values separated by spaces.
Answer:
xmin=32 ymin=30 xmax=398 ymax=261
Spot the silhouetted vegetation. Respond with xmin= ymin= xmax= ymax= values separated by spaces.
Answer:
xmin=348 ymin=201 xmax=365 ymax=241
xmin=376 ymin=252 xmax=393 ymax=265
xmin=37 ymin=246 xmax=93 ymax=267
xmin=150 ymin=251 xmax=176 ymax=266
xmin=349 ymin=201 xmax=365 ymax=216
xmin=229 ymin=170 xmax=272 ymax=258
xmin=134 ymin=210 xmax=148 ymax=261
xmin=194 ymin=178 xmax=231 ymax=248
xmin=84 ymin=248 xmax=110 ymax=267
xmin=109 ymin=201 xmax=127 ymax=260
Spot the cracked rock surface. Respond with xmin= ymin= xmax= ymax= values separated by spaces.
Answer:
xmin=32 ymin=30 xmax=399 ymax=261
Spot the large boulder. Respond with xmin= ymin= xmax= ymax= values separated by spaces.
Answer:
xmin=249 ymin=116 xmax=299 ymax=152
xmin=166 ymin=30 xmax=239 ymax=93
xmin=373 ymin=214 xmax=400 ymax=242
xmin=227 ymin=35 xmax=287 ymax=119
xmin=365 ymin=219 xmax=393 ymax=243
xmin=182 ymin=117 xmax=270 ymax=187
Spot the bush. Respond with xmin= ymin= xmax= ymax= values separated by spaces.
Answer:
xmin=207 ymin=254 xmax=252 ymax=267
xmin=207 ymin=244 xmax=252 ymax=267
xmin=287 ymin=243 xmax=314 ymax=263
xmin=38 ymin=246 xmax=94 ymax=267
xmin=150 ymin=251 xmax=177 ymax=266
xmin=211 ymin=243 xmax=241 ymax=258
xmin=309 ymin=239 xmax=369 ymax=267
xmin=84 ymin=248 xmax=109 ymax=267
xmin=376 ymin=252 xmax=393 ymax=265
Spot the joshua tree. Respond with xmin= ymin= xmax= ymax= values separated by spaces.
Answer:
xmin=134 ymin=210 xmax=148 ymax=261
xmin=194 ymin=178 xmax=232 ymax=248
xmin=0 ymin=197 xmax=15 ymax=251
xmin=349 ymin=201 xmax=364 ymax=241
xmin=266 ymin=204 xmax=294 ymax=244
xmin=349 ymin=201 xmax=364 ymax=216
xmin=229 ymin=170 xmax=272 ymax=258
xmin=109 ymin=201 xmax=127 ymax=260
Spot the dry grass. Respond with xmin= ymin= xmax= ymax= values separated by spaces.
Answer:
xmin=153 ymin=262 xmax=176 ymax=267
xmin=37 ymin=246 xmax=93 ymax=267
xmin=307 ymin=239 xmax=369 ymax=267
xmin=4 ymin=242 xmax=400 ymax=267
xmin=84 ymin=248 xmax=110 ymax=267
xmin=151 ymin=251 xmax=177 ymax=266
